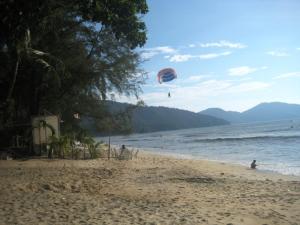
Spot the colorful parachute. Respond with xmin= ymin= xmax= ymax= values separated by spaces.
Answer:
xmin=157 ymin=68 xmax=177 ymax=84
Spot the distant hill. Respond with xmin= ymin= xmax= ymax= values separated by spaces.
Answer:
xmin=200 ymin=108 xmax=243 ymax=123
xmin=199 ymin=102 xmax=300 ymax=123
xmin=130 ymin=105 xmax=229 ymax=133
xmin=82 ymin=101 xmax=229 ymax=134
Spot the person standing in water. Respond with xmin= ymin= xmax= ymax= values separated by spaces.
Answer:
xmin=250 ymin=160 xmax=257 ymax=169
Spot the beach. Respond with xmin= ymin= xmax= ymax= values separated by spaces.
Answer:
xmin=0 ymin=151 xmax=299 ymax=225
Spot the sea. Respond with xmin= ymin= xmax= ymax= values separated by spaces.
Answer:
xmin=95 ymin=119 xmax=300 ymax=176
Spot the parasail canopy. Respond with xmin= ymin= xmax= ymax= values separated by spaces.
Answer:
xmin=157 ymin=68 xmax=177 ymax=84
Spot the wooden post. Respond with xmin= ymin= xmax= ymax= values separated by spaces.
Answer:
xmin=83 ymin=144 xmax=85 ymax=160
xmin=39 ymin=125 xmax=42 ymax=156
xmin=71 ymin=135 xmax=74 ymax=159
xmin=108 ymin=135 xmax=111 ymax=160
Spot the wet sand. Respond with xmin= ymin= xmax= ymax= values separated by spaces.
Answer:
xmin=0 ymin=151 xmax=299 ymax=225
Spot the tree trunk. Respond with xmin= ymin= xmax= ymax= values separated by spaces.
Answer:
xmin=6 ymin=53 xmax=20 ymax=102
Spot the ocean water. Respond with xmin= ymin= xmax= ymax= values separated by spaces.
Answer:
xmin=95 ymin=119 xmax=300 ymax=176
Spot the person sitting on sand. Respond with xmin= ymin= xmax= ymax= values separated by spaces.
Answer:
xmin=119 ymin=145 xmax=132 ymax=160
xmin=250 ymin=160 xmax=257 ymax=169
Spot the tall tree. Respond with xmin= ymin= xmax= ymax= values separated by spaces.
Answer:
xmin=0 ymin=0 xmax=148 ymax=132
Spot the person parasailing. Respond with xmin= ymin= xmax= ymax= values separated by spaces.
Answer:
xmin=157 ymin=68 xmax=177 ymax=97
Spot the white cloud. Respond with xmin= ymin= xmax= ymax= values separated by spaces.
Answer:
xmin=296 ymin=48 xmax=300 ymax=51
xmin=189 ymin=44 xmax=196 ymax=48
xmin=169 ymin=54 xmax=193 ymax=62
xmin=141 ymin=46 xmax=177 ymax=59
xmin=274 ymin=72 xmax=300 ymax=79
xmin=176 ymin=74 xmax=213 ymax=84
xmin=228 ymin=66 xmax=267 ymax=76
xmin=266 ymin=51 xmax=289 ymax=57
xmin=153 ymin=46 xmax=176 ymax=53
xmin=229 ymin=67 xmax=250 ymax=76
xmin=199 ymin=40 xmax=247 ymax=49
xmin=198 ymin=51 xmax=231 ymax=59
xmin=179 ymin=80 xmax=270 ymax=96
xmin=169 ymin=51 xmax=232 ymax=62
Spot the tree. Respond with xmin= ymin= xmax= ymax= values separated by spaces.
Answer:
xmin=0 ymin=0 xmax=148 ymax=141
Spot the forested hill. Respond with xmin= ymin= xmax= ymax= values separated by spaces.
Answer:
xmin=106 ymin=101 xmax=229 ymax=133
xmin=131 ymin=105 xmax=229 ymax=133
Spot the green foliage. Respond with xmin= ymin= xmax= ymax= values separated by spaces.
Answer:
xmin=81 ymin=136 xmax=102 ymax=159
xmin=47 ymin=130 xmax=104 ymax=159
xmin=94 ymin=101 xmax=140 ymax=135
xmin=49 ymin=135 xmax=71 ymax=158
xmin=0 ymin=0 xmax=148 ymax=138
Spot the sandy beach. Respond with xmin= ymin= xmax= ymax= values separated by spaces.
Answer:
xmin=0 ymin=151 xmax=299 ymax=225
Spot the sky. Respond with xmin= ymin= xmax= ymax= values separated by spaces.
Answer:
xmin=116 ymin=0 xmax=300 ymax=112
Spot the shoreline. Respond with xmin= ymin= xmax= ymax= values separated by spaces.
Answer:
xmin=137 ymin=149 xmax=300 ymax=181
xmin=1 ymin=149 xmax=300 ymax=224
xmin=125 ymin=146 xmax=300 ymax=181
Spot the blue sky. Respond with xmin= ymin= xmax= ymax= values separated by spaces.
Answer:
xmin=117 ymin=0 xmax=300 ymax=112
